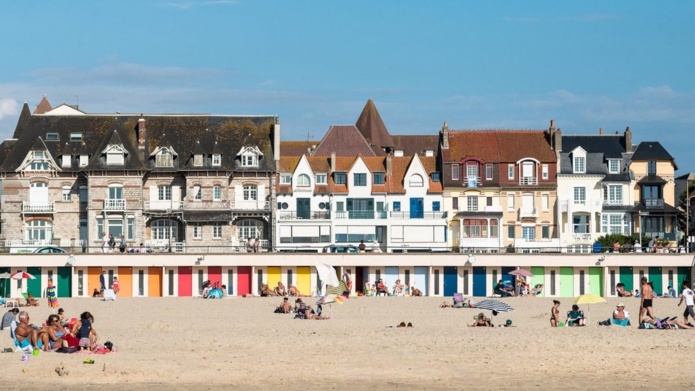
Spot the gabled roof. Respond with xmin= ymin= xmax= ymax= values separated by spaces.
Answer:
xmin=631 ymin=141 xmax=675 ymax=161
xmin=280 ymin=141 xmax=317 ymax=157
xmin=0 ymin=103 xmax=276 ymax=173
xmin=444 ymin=131 xmax=500 ymax=162
xmin=561 ymin=135 xmax=626 ymax=158
xmin=311 ymin=125 xmax=380 ymax=157
xmin=495 ymin=131 xmax=555 ymax=162
xmin=355 ymin=99 xmax=395 ymax=148
xmin=33 ymin=96 xmax=52 ymax=115
xmin=88 ymin=120 xmax=144 ymax=170
xmin=391 ymin=135 xmax=439 ymax=156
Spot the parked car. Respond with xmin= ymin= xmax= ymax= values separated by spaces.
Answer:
xmin=32 ymin=246 xmax=67 ymax=254
xmin=321 ymin=245 xmax=359 ymax=253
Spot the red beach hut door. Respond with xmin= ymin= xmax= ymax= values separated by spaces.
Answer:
xmin=178 ymin=267 xmax=192 ymax=297
xmin=237 ymin=266 xmax=252 ymax=296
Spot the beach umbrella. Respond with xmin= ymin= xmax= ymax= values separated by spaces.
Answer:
xmin=316 ymin=294 xmax=345 ymax=318
xmin=573 ymin=294 xmax=606 ymax=323
xmin=11 ymin=272 xmax=36 ymax=280
xmin=316 ymin=263 xmax=340 ymax=289
xmin=508 ymin=269 xmax=533 ymax=277
xmin=474 ymin=299 xmax=515 ymax=313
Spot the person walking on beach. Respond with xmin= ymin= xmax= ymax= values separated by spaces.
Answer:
xmin=639 ymin=277 xmax=655 ymax=325
xmin=99 ymin=271 xmax=106 ymax=296
xmin=678 ymin=280 xmax=694 ymax=324
xmin=550 ymin=300 xmax=560 ymax=327
xmin=112 ymin=276 xmax=120 ymax=295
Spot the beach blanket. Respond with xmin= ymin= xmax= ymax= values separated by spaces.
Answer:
xmin=325 ymin=281 xmax=348 ymax=296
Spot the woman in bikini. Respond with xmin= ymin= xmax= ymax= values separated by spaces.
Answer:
xmin=550 ymin=300 xmax=561 ymax=327
xmin=469 ymin=313 xmax=492 ymax=327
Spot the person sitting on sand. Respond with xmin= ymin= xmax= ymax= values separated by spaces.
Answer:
xmin=616 ymin=283 xmax=633 ymax=297
xmin=288 ymin=285 xmax=300 ymax=297
xmin=376 ymin=279 xmax=389 ymax=296
xmin=531 ymin=284 xmax=543 ymax=296
xmin=25 ymin=292 xmax=39 ymax=307
xmin=274 ymin=282 xmax=287 ymax=296
xmin=468 ymin=313 xmax=492 ymax=327
xmin=566 ymin=304 xmax=586 ymax=326
xmin=15 ymin=311 xmax=48 ymax=351
xmin=260 ymin=284 xmax=275 ymax=297
xmin=305 ymin=305 xmax=330 ymax=320
xmin=46 ymin=314 xmax=80 ymax=349
xmin=411 ymin=287 xmax=423 ymax=297
xmin=612 ymin=303 xmax=631 ymax=326
xmin=275 ymin=297 xmax=292 ymax=313
xmin=550 ymin=300 xmax=561 ymax=327
xmin=495 ymin=280 xmax=515 ymax=297
xmin=71 ymin=311 xmax=98 ymax=350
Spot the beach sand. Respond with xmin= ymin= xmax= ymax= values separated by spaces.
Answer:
xmin=1 ymin=295 xmax=694 ymax=390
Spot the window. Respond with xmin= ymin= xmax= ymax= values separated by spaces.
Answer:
xmin=394 ymin=150 xmax=404 ymax=157
xmin=62 ymin=186 xmax=71 ymax=201
xmin=353 ymin=173 xmax=366 ymax=186
xmin=466 ymin=163 xmax=479 ymax=179
xmin=507 ymin=224 xmax=515 ymax=239
xmin=409 ymin=174 xmax=424 ymax=187
xmin=156 ymin=149 xmax=173 ymax=167
xmin=213 ymin=224 xmax=222 ymax=239
xmin=573 ymin=187 xmax=586 ymax=205
xmin=431 ymin=172 xmax=441 ymax=182
xmin=127 ymin=217 xmax=135 ymax=240
xmin=508 ymin=164 xmax=514 ymax=179
xmin=335 ymin=172 xmax=346 ymax=185
xmin=70 ymin=133 xmax=82 ymax=142
xmin=79 ymin=155 xmax=88 ymax=167
xmin=604 ymin=185 xmax=622 ymax=204
xmin=507 ymin=194 xmax=515 ymax=210
xmin=609 ymin=160 xmax=620 ymax=174
xmin=243 ymin=185 xmax=257 ymax=201
xmin=542 ymin=194 xmax=549 ymax=211
xmin=373 ymin=172 xmax=385 ymax=185
xmin=573 ymin=215 xmax=589 ymax=233
xmin=602 ymin=214 xmax=629 ymax=235
xmin=451 ymin=164 xmax=459 ymax=180
xmin=490 ymin=219 xmax=499 ymax=238
xmin=212 ymin=154 xmax=221 ymax=167
xmin=241 ymin=152 xmax=258 ymax=167
xmin=280 ymin=173 xmax=292 ymax=185
xmin=336 ymin=201 xmax=344 ymax=211
xmin=237 ymin=219 xmax=263 ymax=240
xmin=316 ymin=173 xmax=327 ymax=185
xmin=432 ymin=201 xmax=440 ymax=212
xmin=466 ymin=196 xmax=478 ymax=212
xmin=393 ymin=201 xmax=401 ymax=212
xmin=213 ymin=185 xmax=221 ymax=201
xmin=573 ymin=157 xmax=585 ymax=173
xmin=542 ymin=164 xmax=548 ymax=180
xmin=452 ymin=197 xmax=458 ymax=210
xmin=462 ymin=219 xmax=487 ymax=238
xmin=193 ymin=225 xmax=202 ymax=239
xmin=107 ymin=151 xmax=124 ymax=165
xmin=28 ymin=151 xmax=50 ymax=171
xmin=297 ymin=174 xmax=311 ymax=187
xmin=79 ymin=186 xmax=88 ymax=203
xmin=542 ymin=225 xmax=549 ymax=239
xmin=193 ymin=185 xmax=202 ymax=200
xmin=648 ymin=160 xmax=657 ymax=175
xmin=193 ymin=154 xmax=203 ymax=167
xmin=486 ymin=197 xmax=493 ymax=207
xmin=485 ymin=164 xmax=493 ymax=180
xmin=522 ymin=227 xmax=535 ymax=241
xmin=26 ymin=220 xmax=52 ymax=242
xmin=62 ymin=154 xmax=71 ymax=168
xmin=152 ymin=219 xmax=177 ymax=241
xmin=46 ymin=133 xmax=59 ymax=141
xmin=158 ymin=185 xmax=172 ymax=201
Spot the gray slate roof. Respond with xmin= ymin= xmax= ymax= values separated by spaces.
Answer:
xmin=631 ymin=141 xmax=675 ymax=161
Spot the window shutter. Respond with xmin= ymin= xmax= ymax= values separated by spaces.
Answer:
xmin=149 ymin=185 xmax=157 ymax=201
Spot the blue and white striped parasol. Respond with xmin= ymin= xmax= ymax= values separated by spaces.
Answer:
xmin=474 ymin=299 xmax=515 ymax=312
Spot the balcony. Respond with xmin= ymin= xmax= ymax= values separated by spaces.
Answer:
xmin=144 ymin=201 xmax=184 ymax=211
xmin=230 ymin=200 xmax=270 ymax=211
xmin=334 ymin=211 xmax=387 ymax=219
xmin=643 ymin=198 xmax=664 ymax=209
xmin=519 ymin=207 xmax=538 ymax=218
xmin=519 ymin=177 xmax=537 ymax=185
xmin=390 ymin=211 xmax=447 ymax=219
xmin=21 ymin=202 xmax=54 ymax=213
xmin=464 ymin=176 xmax=481 ymax=188
xmin=183 ymin=201 xmax=230 ymax=210
xmin=104 ymin=199 xmax=126 ymax=211
xmin=278 ymin=211 xmax=330 ymax=220
xmin=459 ymin=205 xmax=503 ymax=213
xmin=603 ymin=199 xmax=624 ymax=206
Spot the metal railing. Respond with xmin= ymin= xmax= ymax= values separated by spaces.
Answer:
xmin=334 ymin=211 xmax=388 ymax=219
xmin=104 ymin=199 xmax=126 ymax=211
xmin=144 ymin=201 xmax=184 ymax=210
xmin=277 ymin=211 xmax=330 ymax=220
xmin=519 ymin=177 xmax=537 ymax=185
xmin=230 ymin=200 xmax=270 ymax=211
xmin=464 ymin=176 xmax=481 ymax=187
xmin=183 ymin=200 xmax=230 ymax=210
xmin=21 ymin=202 xmax=54 ymax=213
xmin=643 ymin=198 xmax=664 ymax=208
xmin=603 ymin=199 xmax=624 ymax=205
xmin=390 ymin=211 xmax=447 ymax=219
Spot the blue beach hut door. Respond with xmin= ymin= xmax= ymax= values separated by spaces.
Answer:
xmin=472 ymin=267 xmax=486 ymax=297
xmin=443 ymin=267 xmax=457 ymax=296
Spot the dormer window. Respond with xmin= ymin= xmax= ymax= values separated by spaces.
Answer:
xmin=70 ymin=133 xmax=82 ymax=142
xmin=212 ymin=154 xmax=221 ymax=167
xmin=46 ymin=133 xmax=59 ymax=141
xmin=424 ymin=150 xmax=434 ymax=157
xmin=193 ymin=154 xmax=203 ymax=167
xmin=297 ymin=174 xmax=311 ymax=187
xmin=27 ymin=151 xmax=50 ymax=171
xmin=608 ymin=159 xmax=620 ymax=174
xmin=62 ymin=154 xmax=71 ymax=169
xmin=155 ymin=148 xmax=174 ymax=168
xmin=237 ymin=146 xmax=263 ymax=167
xmin=107 ymin=151 xmax=124 ymax=165
xmin=431 ymin=172 xmax=441 ymax=182
xmin=280 ymin=173 xmax=292 ymax=185
xmin=315 ymin=173 xmax=327 ymax=185
xmin=573 ymin=156 xmax=585 ymax=173
xmin=394 ymin=150 xmax=404 ymax=157
xmin=79 ymin=155 xmax=88 ymax=167
xmin=373 ymin=172 xmax=385 ymax=185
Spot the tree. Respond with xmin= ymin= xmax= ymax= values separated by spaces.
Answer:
xmin=677 ymin=181 xmax=695 ymax=242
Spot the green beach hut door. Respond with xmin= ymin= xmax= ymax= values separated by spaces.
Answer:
xmin=619 ymin=267 xmax=634 ymax=294
xmin=559 ymin=267 xmax=574 ymax=298
xmin=649 ymin=267 xmax=663 ymax=295
xmin=588 ymin=267 xmax=603 ymax=296
xmin=27 ymin=267 xmax=42 ymax=297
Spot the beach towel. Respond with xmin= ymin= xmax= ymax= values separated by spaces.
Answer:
xmin=325 ymin=281 xmax=348 ymax=296
xmin=46 ymin=284 xmax=59 ymax=308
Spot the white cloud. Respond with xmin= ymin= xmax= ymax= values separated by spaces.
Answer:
xmin=0 ymin=98 xmax=19 ymax=121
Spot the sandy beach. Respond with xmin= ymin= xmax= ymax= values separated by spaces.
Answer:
xmin=1 ymin=295 xmax=694 ymax=390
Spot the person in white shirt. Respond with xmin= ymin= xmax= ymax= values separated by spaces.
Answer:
xmin=634 ymin=240 xmax=642 ymax=253
xmin=101 ymin=232 xmax=109 ymax=253
xmin=677 ymin=280 xmax=695 ymax=324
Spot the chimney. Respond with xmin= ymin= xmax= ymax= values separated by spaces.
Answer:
xmin=625 ymin=126 xmax=633 ymax=152
xmin=599 ymin=128 xmax=603 ymax=135
xmin=550 ymin=119 xmax=555 ymax=130
xmin=330 ymin=152 xmax=336 ymax=172
xmin=555 ymin=128 xmax=562 ymax=152
xmin=386 ymin=154 xmax=392 ymax=175
xmin=273 ymin=120 xmax=281 ymax=162
xmin=441 ymin=121 xmax=449 ymax=149
xmin=137 ymin=114 xmax=146 ymax=149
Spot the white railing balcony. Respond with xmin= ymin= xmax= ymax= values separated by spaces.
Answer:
xmin=144 ymin=200 xmax=184 ymax=210
xmin=603 ymin=199 xmax=624 ymax=205
xmin=464 ymin=176 xmax=482 ymax=188
xmin=573 ymin=200 xmax=586 ymax=205
xmin=519 ymin=177 xmax=537 ymax=185
xmin=390 ymin=211 xmax=447 ymax=219
xmin=184 ymin=200 xmax=230 ymax=210
xmin=519 ymin=207 xmax=538 ymax=218
xmin=573 ymin=233 xmax=593 ymax=242
xmin=21 ymin=202 xmax=54 ymax=213
xmin=334 ymin=211 xmax=387 ymax=220
xmin=277 ymin=211 xmax=330 ymax=220
xmin=104 ymin=199 xmax=126 ymax=211
xmin=231 ymin=200 xmax=270 ymax=211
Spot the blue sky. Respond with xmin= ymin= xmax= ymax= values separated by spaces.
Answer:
xmin=0 ymin=1 xmax=693 ymax=172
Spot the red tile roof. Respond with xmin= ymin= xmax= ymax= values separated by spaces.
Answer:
xmin=312 ymin=125 xmax=379 ymax=157
xmin=392 ymin=135 xmax=439 ymax=156
xmin=33 ymin=96 xmax=52 ymax=115
xmin=444 ymin=130 xmax=555 ymax=163
xmin=355 ymin=99 xmax=396 ymax=148
xmin=280 ymin=141 xmax=318 ymax=157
